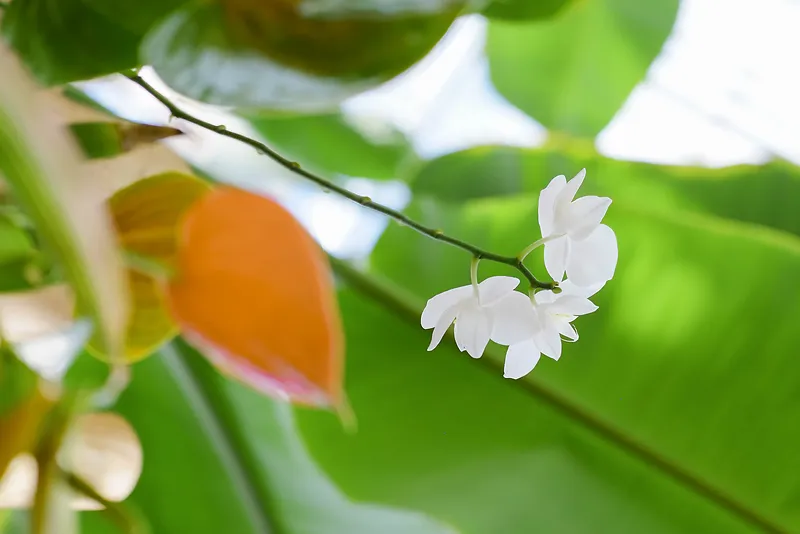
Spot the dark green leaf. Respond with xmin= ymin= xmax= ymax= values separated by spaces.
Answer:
xmin=108 ymin=340 xmax=455 ymax=534
xmin=81 ymin=0 xmax=189 ymax=34
xmin=1 ymin=0 xmax=140 ymax=85
xmin=248 ymin=113 xmax=412 ymax=179
xmin=482 ymin=0 xmax=572 ymax=21
xmin=68 ymin=123 xmax=124 ymax=160
xmin=0 ymin=260 xmax=35 ymax=292
xmin=142 ymin=3 xmax=460 ymax=111
xmin=487 ymin=0 xmax=679 ymax=136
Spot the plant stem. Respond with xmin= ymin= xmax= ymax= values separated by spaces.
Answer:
xmin=62 ymin=470 xmax=151 ymax=534
xmin=122 ymin=72 xmax=555 ymax=290
xmin=517 ymin=234 xmax=561 ymax=261
xmin=470 ymin=256 xmax=480 ymax=296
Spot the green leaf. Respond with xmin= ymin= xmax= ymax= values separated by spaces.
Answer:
xmin=248 ymin=113 xmax=412 ymax=179
xmin=81 ymin=0 xmax=189 ymax=34
xmin=68 ymin=123 xmax=124 ymax=160
xmin=0 ymin=45 xmax=129 ymax=359
xmin=411 ymin=145 xmax=539 ymax=201
xmin=0 ymin=215 xmax=37 ymax=292
xmin=0 ymin=346 xmax=36 ymax=418
xmin=410 ymin=144 xmax=800 ymax=239
xmin=482 ymin=0 xmax=573 ymax=20
xmin=0 ymin=216 xmax=34 ymax=267
xmin=309 ymin=192 xmax=800 ymax=532
xmin=106 ymin=340 xmax=456 ymax=534
xmin=297 ymin=288 xmax=760 ymax=533
xmin=1 ymin=511 xmax=29 ymax=534
xmin=63 ymin=350 xmax=111 ymax=392
xmin=69 ymin=122 xmax=183 ymax=160
xmin=487 ymin=0 xmax=679 ymax=136
xmin=1 ymin=0 xmax=141 ymax=85
xmin=142 ymin=3 xmax=460 ymax=111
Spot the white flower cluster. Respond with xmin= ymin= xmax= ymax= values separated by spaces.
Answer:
xmin=421 ymin=170 xmax=618 ymax=379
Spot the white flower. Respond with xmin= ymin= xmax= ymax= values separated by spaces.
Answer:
xmin=491 ymin=280 xmax=599 ymax=379
xmin=538 ymin=169 xmax=618 ymax=287
xmin=421 ymin=276 xmax=520 ymax=359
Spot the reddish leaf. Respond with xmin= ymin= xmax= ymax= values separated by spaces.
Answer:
xmin=167 ymin=187 xmax=344 ymax=407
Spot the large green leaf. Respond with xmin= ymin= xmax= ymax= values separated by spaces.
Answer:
xmin=295 ymin=194 xmax=800 ymax=533
xmin=487 ymin=0 xmax=679 ymax=136
xmin=248 ymin=113 xmax=412 ymax=179
xmin=101 ymin=341 xmax=455 ymax=534
xmin=141 ymin=2 xmax=461 ymax=111
xmin=410 ymin=144 xmax=800 ymax=239
xmin=1 ymin=0 xmax=140 ymax=85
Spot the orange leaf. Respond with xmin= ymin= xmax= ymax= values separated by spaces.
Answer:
xmin=167 ymin=187 xmax=344 ymax=407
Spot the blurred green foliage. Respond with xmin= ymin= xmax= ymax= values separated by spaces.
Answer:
xmin=248 ymin=113 xmax=413 ymax=180
xmin=97 ymin=340 xmax=454 ymax=534
xmin=0 ymin=347 xmax=36 ymax=418
xmin=487 ymin=0 xmax=679 ymax=136
xmin=3 ymin=0 xmax=798 ymax=533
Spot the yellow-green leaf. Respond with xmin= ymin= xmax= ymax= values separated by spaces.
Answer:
xmin=89 ymin=172 xmax=212 ymax=362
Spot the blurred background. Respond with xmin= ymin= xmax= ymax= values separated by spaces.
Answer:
xmin=2 ymin=0 xmax=800 ymax=532
xmin=83 ymin=0 xmax=800 ymax=259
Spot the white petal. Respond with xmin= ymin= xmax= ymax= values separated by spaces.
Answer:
xmin=535 ymin=322 xmax=562 ymax=360
xmin=420 ymin=285 xmax=472 ymax=328
xmin=543 ymin=236 xmax=569 ymax=282
xmin=503 ymin=340 xmax=541 ymax=380
xmin=490 ymin=292 xmax=538 ymax=346
xmin=427 ymin=303 xmax=461 ymax=351
xmin=454 ymin=306 xmax=493 ymax=359
xmin=558 ymin=279 xmax=605 ymax=299
xmin=566 ymin=224 xmax=618 ymax=287
xmin=477 ymin=276 xmax=520 ymax=306
xmin=538 ymin=174 xmax=566 ymax=237
xmin=555 ymin=168 xmax=586 ymax=210
xmin=565 ymin=196 xmax=611 ymax=240
xmin=533 ymin=290 xmax=557 ymax=305
xmin=556 ymin=320 xmax=578 ymax=341
xmin=549 ymin=295 xmax=598 ymax=316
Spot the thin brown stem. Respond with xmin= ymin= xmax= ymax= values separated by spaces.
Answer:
xmin=122 ymin=72 xmax=555 ymax=290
